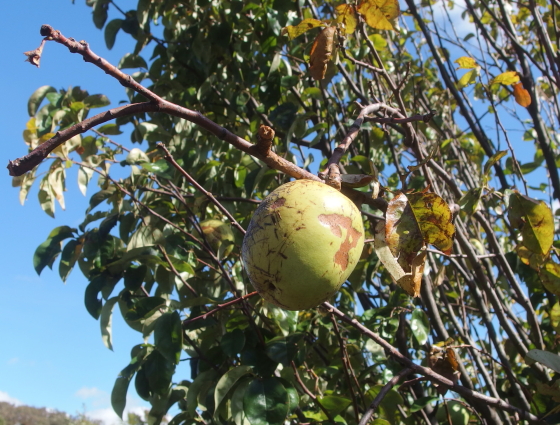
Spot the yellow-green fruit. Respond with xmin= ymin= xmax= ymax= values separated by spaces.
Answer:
xmin=242 ymin=179 xmax=364 ymax=310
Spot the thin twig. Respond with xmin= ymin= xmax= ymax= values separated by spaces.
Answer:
xmin=182 ymin=292 xmax=259 ymax=328
xmin=358 ymin=368 xmax=413 ymax=425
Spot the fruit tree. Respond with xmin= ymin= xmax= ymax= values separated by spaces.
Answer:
xmin=8 ymin=0 xmax=560 ymax=424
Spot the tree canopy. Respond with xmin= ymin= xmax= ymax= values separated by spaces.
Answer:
xmin=9 ymin=0 xmax=560 ymax=424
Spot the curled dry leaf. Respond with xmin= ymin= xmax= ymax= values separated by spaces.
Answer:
xmin=385 ymin=192 xmax=423 ymax=270
xmin=513 ymin=82 xmax=531 ymax=107
xmin=374 ymin=220 xmax=425 ymax=297
xmin=309 ymin=26 xmax=336 ymax=81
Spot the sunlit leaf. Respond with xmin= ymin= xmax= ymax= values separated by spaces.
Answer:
xmin=28 ymin=85 xmax=57 ymax=117
xmin=357 ymin=0 xmax=400 ymax=31
xmin=459 ymin=187 xmax=483 ymax=215
xmin=454 ymin=56 xmax=478 ymax=69
xmin=483 ymin=150 xmax=508 ymax=177
xmin=490 ymin=71 xmax=520 ymax=85
xmin=411 ymin=309 xmax=430 ymax=345
xmin=282 ymin=19 xmax=324 ymax=40
xmin=336 ymin=4 xmax=358 ymax=34
xmin=540 ymin=260 xmax=560 ymax=296
xmin=100 ymin=296 xmax=119 ymax=351
xmin=508 ymin=191 xmax=554 ymax=256
xmin=457 ymin=69 xmax=478 ymax=88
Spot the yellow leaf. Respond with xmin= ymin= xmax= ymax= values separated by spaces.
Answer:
xmin=309 ymin=26 xmax=336 ymax=80
xmin=357 ymin=0 xmax=400 ymax=31
xmin=407 ymin=192 xmax=455 ymax=254
xmin=513 ymin=82 xmax=531 ymax=107
xmin=282 ymin=18 xmax=324 ymax=40
xmin=336 ymin=5 xmax=358 ymax=34
xmin=491 ymin=71 xmax=520 ymax=85
xmin=454 ymin=56 xmax=478 ymax=69
xmin=540 ymin=260 xmax=560 ymax=296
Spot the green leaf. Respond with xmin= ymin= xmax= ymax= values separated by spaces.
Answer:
xmin=483 ymin=150 xmax=508 ymax=177
xmin=96 ymin=123 xmax=122 ymax=135
xmin=84 ymin=94 xmax=111 ymax=108
xmin=411 ymin=309 xmax=430 ymax=345
xmin=410 ymin=396 xmax=439 ymax=412
xmin=125 ymin=297 xmax=166 ymax=321
xmin=508 ymin=191 xmax=554 ymax=256
xmin=34 ymin=226 xmax=76 ymax=275
xmin=100 ymin=296 xmax=119 ymax=350
xmin=93 ymin=0 xmax=110 ymax=28
xmin=265 ymin=334 xmax=302 ymax=366
xmin=143 ymin=349 xmax=175 ymax=395
xmin=111 ymin=345 xmax=150 ymax=418
xmin=243 ymin=378 xmax=289 ymax=425
xmin=28 ymin=86 xmax=57 ymax=116
xmin=221 ymin=329 xmax=246 ymax=357
xmin=526 ymin=349 xmax=560 ymax=373
xmin=59 ymin=239 xmax=81 ymax=282
xmin=154 ymin=311 xmax=183 ymax=364
xmin=118 ymin=53 xmax=148 ymax=69
xmin=459 ymin=187 xmax=483 ymax=215
xmin=124 ymin=264 xmax=147 ymax=291
xmin=457 ymin=69 xmax=478 ymax=88
xmin=187 ymin=370 xmax=218 ymax=417
xmin=214 ymin=366 xmax=254 ymax=419
xmin=317 ymin=395 xmax=352 ymax=417
xmin=105 ymin=19 xmax=123 ymax=50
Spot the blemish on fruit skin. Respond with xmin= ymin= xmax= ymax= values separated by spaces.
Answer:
xmin=270 ymin=198 xmax=286 ymax=209
xmin=318 ymin=213 xmax=362 ymax=270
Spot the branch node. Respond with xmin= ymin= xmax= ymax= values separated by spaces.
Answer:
xmin=324 ymin=164 xmax=342 ymax=191
xmin=255 ymin=125 xmax=275 ymax=155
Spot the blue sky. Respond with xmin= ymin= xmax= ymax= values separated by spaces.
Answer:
xmin=0 ymin=1 xmax=178 ymax=423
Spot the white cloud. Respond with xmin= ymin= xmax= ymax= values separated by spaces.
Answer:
xmin=0 ymin=391 xmax=23 ymax=406
xmin=87 ymin=406 xmax=149 ymax=425
xmin=75 ymin=387 xmax=150 ymax=425
xmin=76 ymin=387 xmax=105 ymax=400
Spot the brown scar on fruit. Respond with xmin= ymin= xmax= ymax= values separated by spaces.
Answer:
xmin=318 ymin=213 xmax=362 ymax=270
xmin=270 ymin=198 xmax=286 ymax=209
